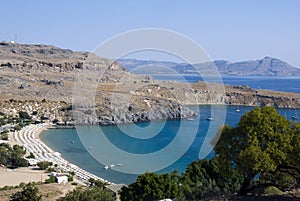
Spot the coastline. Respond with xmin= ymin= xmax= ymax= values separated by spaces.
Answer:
xmin=12 ymin=123 xmax=116 ymax=186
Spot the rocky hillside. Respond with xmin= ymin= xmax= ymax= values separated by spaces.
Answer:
xmin=0 ymin=42 xmax=299 ymax=125
xmin=119 ymin=57 xmax=300 ymax=76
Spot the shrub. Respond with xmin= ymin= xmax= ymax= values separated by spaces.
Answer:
xmin=18 ymin=111 xmax=31 ymax=120
xmin=45 ymin=176 xmax=56 ymax=184
xmin=14 ymin=125 xmax=22 ymax=131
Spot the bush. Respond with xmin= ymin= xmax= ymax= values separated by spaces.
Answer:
xmin=10 ymin=185 xmax=42 ymax=201
xmin=40 ymin=116 xmax=49 ymax=120
xmin=14 ymin=125 xmax=22 ymax=131
xmin=31 ymin=111 xmax=38 ymax=115
xmin=52 ymin=119 xmax=59 ymax=124
xmin=45 ymin=176 xmax=56 ymax=184
xmin=1 ymin=133 xmax=8 ymax=140
xmin=26 ymin=152 xmax=35 ymax=159
xmin=18 ymin=111 xmax=31 ymax=120
xmin=37 ymin=161 xmax=53 ymax=170
xmin=46 ymin=167 xmax=56 ymax=173
xmin=68 ymin=176 xmax=73 ymax=182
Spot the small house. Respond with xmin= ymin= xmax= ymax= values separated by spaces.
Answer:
xmin=56 ymin=175 xmax=68 ymax=184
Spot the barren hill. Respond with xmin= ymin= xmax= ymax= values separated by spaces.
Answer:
xmin=0 ymin=42 xmax=299 ymax=125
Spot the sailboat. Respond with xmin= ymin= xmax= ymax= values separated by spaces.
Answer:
xmin=292 ymin=108 xmax=298 ymax=121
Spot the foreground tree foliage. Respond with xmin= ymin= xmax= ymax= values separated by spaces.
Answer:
xmin=10 ymin=185 xmax=42 ymax=201
xmin=120 ymin=172 xmax=181 ymax=201
xmin=181 ymin=157 xmax=242 ymax=200
xmin=57 ymin=185 xmax=114 ymax=201
xmin=0 ymin=143 xmax=29 ymax=168
xmin=215 ymin=106 xmax=299 ymax=195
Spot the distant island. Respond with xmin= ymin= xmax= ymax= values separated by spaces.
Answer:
xmin=118 ymin=57 xmax=300 ymax=76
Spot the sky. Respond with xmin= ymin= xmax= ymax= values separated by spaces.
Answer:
xmin=1 ymin=0 xmax=300 ymax=67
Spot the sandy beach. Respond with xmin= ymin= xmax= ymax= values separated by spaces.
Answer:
xmin=5 ymin=123 xmax=115 ymax=186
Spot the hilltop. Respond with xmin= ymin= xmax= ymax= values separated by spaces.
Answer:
xmin=0 ymin=42 xmax=299 ymax=125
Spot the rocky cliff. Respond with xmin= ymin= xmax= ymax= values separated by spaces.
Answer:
xmin=0 ymin=42 xmax=299 ymax=125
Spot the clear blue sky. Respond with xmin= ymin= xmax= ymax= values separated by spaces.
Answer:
xmin=1 ymin=0 xmax=300 ymax=67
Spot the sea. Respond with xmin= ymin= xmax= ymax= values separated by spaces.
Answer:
xmin=40 ymin=75 xmax=300 ymax=184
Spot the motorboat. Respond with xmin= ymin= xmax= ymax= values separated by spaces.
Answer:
xmin=206 ymin=117 xmax=214 ymax=121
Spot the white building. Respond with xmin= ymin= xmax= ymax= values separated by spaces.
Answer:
xmin=55 ymin=175 xmax=68 ymax=184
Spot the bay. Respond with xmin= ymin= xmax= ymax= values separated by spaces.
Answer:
xmin=40 ymin=105 xmax=300 ymax=184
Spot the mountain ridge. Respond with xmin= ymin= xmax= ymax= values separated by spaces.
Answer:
xmin=118 ymin=57 xmax=300 ymax=76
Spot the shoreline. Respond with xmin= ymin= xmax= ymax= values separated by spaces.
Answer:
xmin=12 ymin=123 xmax=116 ymax=186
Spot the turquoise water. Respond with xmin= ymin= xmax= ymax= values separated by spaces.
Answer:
xmin=40 ymin=105 xmax=300 ymax=184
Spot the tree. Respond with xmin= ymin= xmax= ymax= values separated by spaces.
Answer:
xmin=45 ymin=176 xmax=56 ymax=184
xmin=10 ymin=185 xmax=42 ymax=201
xmin=215 ymin=106 xmax=294 ymax=195
xmin=14 ymin=125 xmax=22 ymax=131
xmin=181 ymin=157 xmax=242 ymax=200
xmin=37 ymin=161 xmax=53 ymax=170
xmin=58 ymin=186 xmax=114 ymax=201
xmin=18 ymin=111 xmax=31 ymax=120
xmin=0 ymin=144 xmax=28 ymax=168
xmin=120 ymin=172 xmax=181 ymax=201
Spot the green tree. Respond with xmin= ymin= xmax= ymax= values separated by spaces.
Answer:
xmin=215 ymin=106 xmax=294 ymax=195
xmin=37 ymin=161 xmax=53 ymax=170
xmin=14 ymin=125 xmax=22 ymax=131
xmin=58 ymin=186 xmax=114 ymax=201
xmin=181 ymin=157 xmax=242 ymax=200
xmin=0 ymin=144 xmax=28 ymax=168
xmin=120 ymin=172 xmax=181 ymax=201
xmin=10 ymin=185 xmax=42 ymax=201
xmin=45 ymin=175 xmax=56 ymax=184
xmin=18 ymin=111 xmax=31 ymax=120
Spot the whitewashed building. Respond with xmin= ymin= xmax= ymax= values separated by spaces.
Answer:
xmin=55 ymin=175 xmax=68 ymax=184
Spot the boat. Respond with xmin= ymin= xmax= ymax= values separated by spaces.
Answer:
xmin=236 ymin=109 xmax=240 ymax=112
xmin=71 ymin=140 xmax=75 ymax=144
xmin=116 ymin=163 xmax=123 ymax=166
xmin=206 ymin=117 xmax=214 ymax=121
xmin=187 ymin=118 xmax=194 ymax=121
xmin=110 ymin=164 xmax=115 ymax=168
xmin=292 ymin=116 xmax=298 ymax=120
xmin=104 ymin=166 xmax=109 ymax=170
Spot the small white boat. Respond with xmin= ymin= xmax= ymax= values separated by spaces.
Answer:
xmin=206 ymin=117 xmax=214 ymax=121
xmin=187 ymin=118 xmax=194 ymax=121
xmin=110 ymin=164 xmax=115 ymax=168
xmin=236 ymin=109 xmax=240 ymax=112
xmin=116 ymin=163 xmax=123 ymax=166
xmin=292 ymin=116 xmax=297 ymax=120
xmin=104 ymin=166 xmax=109 ymax=170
